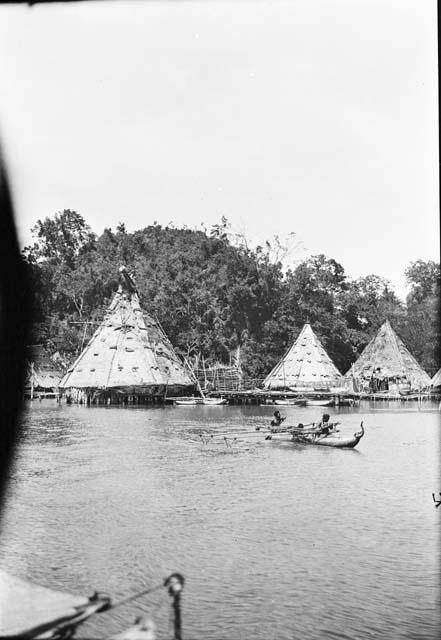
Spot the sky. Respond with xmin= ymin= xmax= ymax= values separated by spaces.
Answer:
xmin=0 ymin=0 xmax=438 ymax=299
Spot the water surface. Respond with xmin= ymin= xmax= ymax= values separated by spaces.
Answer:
xmin=0 ymin=402 xmax=439 ymax=639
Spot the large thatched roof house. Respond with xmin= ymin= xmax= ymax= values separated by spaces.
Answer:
xmin=345 ymin=320 xmax=430 ymax=393
xmin=59 ymin=267 xmax=193 ymax=402
xmin=263 ymin=323 xmax=344 ymax=390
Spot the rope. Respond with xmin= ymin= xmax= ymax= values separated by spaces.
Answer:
xmin=108 ymin=573 xmax=184 ymax=612
xmin=109 ymin=582 xmax=165 ymax=610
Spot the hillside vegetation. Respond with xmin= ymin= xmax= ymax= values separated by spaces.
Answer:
xmin=24 ymin=210 xmax=440 ymax=380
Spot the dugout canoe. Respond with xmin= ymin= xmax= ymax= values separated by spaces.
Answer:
xmin=305 ymin=399 xmax=335 ymax=407
xmin=274 ymin=399 xmax=307 ymax=406
xmin=266 ymin=422 xmax=364 ymax=449
xmin=202 ymin=397 xmax=229 ymax=405
xmin=175 ymin=397 xmax=228 ymax=405
xmin=293 ymin=424 xmax=364 ymax=448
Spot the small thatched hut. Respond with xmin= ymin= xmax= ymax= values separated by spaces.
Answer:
xmin=25 ymin=345 xmax=63 ymax=398
xmin=59 ymin=267 xmax=193 ymax=404
xmin=263 ymin=323 xmax=344 ymax=391
xmin=345 ymin=320 xmax=430 ymax=394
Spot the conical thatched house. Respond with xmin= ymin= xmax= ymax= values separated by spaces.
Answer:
xmin=59 ymin=267 xmax=193 ymax=403
xmin=345 ymin=320 xmax=430 ymax=393
xmin=263 ymin=323 xmax=344 ymax=390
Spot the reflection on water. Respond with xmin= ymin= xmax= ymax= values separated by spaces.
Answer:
xmin=0 ymin=402 xmax=439 ymax=639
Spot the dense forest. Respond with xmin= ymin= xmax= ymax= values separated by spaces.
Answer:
xmin=23 ymin=210 xmax=440 ymax=381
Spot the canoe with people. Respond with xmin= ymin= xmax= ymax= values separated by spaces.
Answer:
xmin=262 ymin=412 xmax=364 ymax=449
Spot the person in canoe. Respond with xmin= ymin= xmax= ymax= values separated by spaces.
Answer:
xmin=271 ymin=410 xmax=286 ymax=428
xmin=317 ymin=413 xmax=338 ymax=435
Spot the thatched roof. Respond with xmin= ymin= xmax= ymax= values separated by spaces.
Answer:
xmin=431 ymin=368 xmax=441 ymax=388
xmin=59 ymin=268 xmax=192 ymax=392
xmin=26 ymin=345 xmax=63 ymax=390
xmin=345 ymin=320 xmax=431 ymax=388
xmin=263 ymin=323 xmax=343 ymax=390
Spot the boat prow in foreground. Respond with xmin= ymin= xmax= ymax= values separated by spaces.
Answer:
xmin=0 ymin=569 xmax=184 ymax=640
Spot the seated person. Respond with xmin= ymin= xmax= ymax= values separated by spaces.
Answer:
xmin=319 ymin=413 xmax=332 ymax=435
xmin=270 ymin=410 xmax=285 ymax=427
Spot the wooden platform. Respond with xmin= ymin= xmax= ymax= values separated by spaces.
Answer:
xmin=56 ymin=389 xmax=438 ymax=406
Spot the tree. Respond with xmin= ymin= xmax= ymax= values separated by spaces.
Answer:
xmin=401 ymin=260 xmax=440 ymax=375
xmin=24 ymin=209 xmax=96 ymax=267
xmin=260 ymin=255 xmax=353 ymax=374
xmin=405 ymin=260 xmax=440 ymax=305
xmin=23 ymin=213 xmax=440 ymax=381
xmin=337 ymin=274 xmax=405 ymax=369
xmin=23 ymin=211 xmax=99 ymax=353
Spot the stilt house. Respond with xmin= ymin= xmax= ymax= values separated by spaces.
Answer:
xmin=344 ymin=320 xmax=430 ymax=394
xmin=263 ymin=323 xmax=344 ymax=390
xmin=59 ymin=267 xmax=193 ymax=403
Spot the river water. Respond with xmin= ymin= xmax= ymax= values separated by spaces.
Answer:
xmin=0 ymin=401 xmax=439 ymax=639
